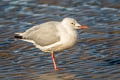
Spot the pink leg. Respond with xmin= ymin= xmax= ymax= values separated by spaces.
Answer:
xmin=51 ymin=51 xmax=58 ymax=71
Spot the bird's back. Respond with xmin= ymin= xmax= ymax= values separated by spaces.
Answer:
xmin=16 ymin=21 xmax=61 ymax=46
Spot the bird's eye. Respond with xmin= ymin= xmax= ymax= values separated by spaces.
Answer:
xmin=71 ymin=23 xmax=74 ymax=25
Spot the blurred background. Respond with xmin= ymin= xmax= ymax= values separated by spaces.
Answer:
xmin=0 ymin=0 xmax=120 ymax=80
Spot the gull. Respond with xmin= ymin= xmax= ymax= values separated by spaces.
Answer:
xmin=15 ymin=17 xmax=88 ymax=71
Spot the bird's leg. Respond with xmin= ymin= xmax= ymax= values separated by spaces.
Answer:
xmin=51 ymin=51 xmax=58 ymax=71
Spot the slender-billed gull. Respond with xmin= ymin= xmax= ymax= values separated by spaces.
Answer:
xmin=15 ymin=17 xmax=88 ymax=71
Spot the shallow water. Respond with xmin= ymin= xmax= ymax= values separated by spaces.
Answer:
xmin=0 ymin=0 xmax=120 ymax=80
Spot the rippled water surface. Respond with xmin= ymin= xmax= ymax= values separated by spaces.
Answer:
xmin=0 ymin=0 xmax=120 ymax=80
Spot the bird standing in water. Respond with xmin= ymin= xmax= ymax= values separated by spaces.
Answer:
xmin=15 ymin=17 xmax=88 ymax=71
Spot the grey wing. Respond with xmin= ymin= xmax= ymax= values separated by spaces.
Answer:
xmin=22 ymin=22 xmax=60 ymax=46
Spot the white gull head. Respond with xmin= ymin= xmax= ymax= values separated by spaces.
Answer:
xmin=61 ymin=17 xmax=88 ymax=29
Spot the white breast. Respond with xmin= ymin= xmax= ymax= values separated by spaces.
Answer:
xmin=57 ymin=24 xmax=77 ymax=49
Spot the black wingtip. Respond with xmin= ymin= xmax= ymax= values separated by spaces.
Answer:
xmin=14 ymin=34 xmax=23 ymax=39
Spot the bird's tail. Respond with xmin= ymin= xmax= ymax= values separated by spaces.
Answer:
xmin=14 ymin=32 xmax=23 ymax=39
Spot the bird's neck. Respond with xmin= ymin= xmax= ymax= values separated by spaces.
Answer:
xmin=62 ymin=24 xmax=76 ymax=35
xmin=59 ymin=23 xmax=77 ymax=48
xmin=60 ymin=23 xmax=77 ymax=43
